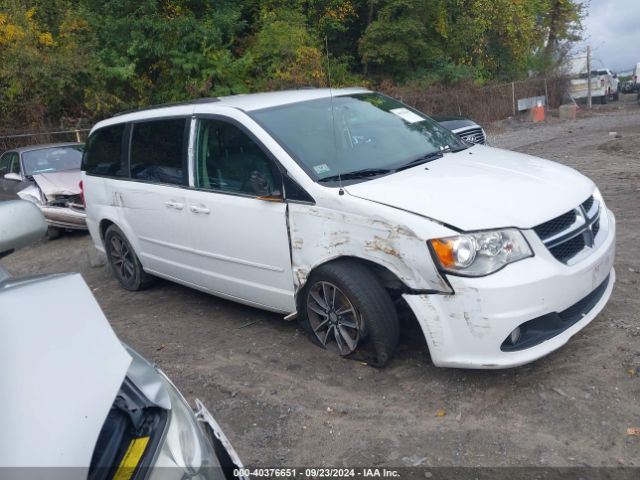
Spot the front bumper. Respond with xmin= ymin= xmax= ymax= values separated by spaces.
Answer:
xmin=39 ymin=205 xmax=87 ymax=230
xmin=404 ymin=209 xmax=616 ymax=369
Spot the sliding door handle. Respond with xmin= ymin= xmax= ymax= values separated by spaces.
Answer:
xmin=164 ymin=201 xmax=184 ymax=210
xmin=190 ymin=205 xmax=210 ymax=214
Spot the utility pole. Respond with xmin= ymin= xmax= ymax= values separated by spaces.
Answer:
xmin=587 ymin=45 xmax=592 ymax=109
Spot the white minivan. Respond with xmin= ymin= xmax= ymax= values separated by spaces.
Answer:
xmin=83 ymin=88 xmax=616 ymax=368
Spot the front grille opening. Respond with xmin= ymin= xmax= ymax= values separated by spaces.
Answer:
xmin=534 ymin=210 xmax=576 ymax=240
xmin=592 ymin=218 xmax=600 ymax=238
xmin=548 ymin=234 xmax=585 ymax=263
xmin=501 ymin=273 xmax=610 ymax=352
xmin=458 ymin=127 xmax=486 ymax=145
xmin=582 ymin=195 xmax=594 ymax=212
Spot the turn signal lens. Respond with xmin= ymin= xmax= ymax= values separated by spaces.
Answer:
xmin=430 ymin=238 xmax=455 ymax=267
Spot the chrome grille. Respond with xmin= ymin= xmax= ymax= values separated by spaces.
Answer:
xmin=456 ymin=127 xmax=486 ymax=145
xmin=533 ymin=210 xmax=576 ymax=239
xmin=534 ymin=196 xmax=600 ymax=264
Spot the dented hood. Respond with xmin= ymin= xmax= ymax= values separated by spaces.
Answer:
xmin=0 ymin=273 xmax=131 ymax=472
xmin=345 ymin=145 xmax=595 ymax=231
xmin=32 ymin=169 xmax=82 ymax=197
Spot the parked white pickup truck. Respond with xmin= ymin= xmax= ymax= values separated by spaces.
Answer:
xmin=570 ymin=69 xmax=619 ymax=104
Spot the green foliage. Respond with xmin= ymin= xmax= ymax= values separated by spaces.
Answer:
xmin=0 ymin=0 xmax=95 ymax=124
xmin=0 ymin=0 xmax=585 ymax=126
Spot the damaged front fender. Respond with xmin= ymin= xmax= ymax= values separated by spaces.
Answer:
xmin=287 ymin=199 xmax=454 ymax=295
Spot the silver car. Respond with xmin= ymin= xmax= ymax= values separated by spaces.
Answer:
xmin=0 ymin=200 xmax=245 ymax=479
xmin=0 ymin=143 xmax=87 ymax=238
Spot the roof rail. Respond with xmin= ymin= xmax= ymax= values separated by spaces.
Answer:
xmin=113 ymin=97 xmax=220 ymax=117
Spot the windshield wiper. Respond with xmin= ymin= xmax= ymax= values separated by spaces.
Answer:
xmin=319 ymin=168 xmax=392 ymax=182
xmin=394 ymin=150 xmax=444 ymax=172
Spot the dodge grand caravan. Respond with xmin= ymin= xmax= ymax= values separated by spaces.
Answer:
xmin=82 ymin=88 xmax=616 ymax=368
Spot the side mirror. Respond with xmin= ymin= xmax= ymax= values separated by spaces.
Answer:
xmin=4 ymin=173 xmax=21 ymax=182
xmin=0 ymin=200 xmax=47 ymax=258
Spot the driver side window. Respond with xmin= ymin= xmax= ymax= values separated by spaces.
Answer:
xmin=0 ymin=154 xmax=9 ymax=175
xmin=0 ymin=153 xmax=19 ymax=176
xmin=195 ymin=119 xmax=279 ymax=197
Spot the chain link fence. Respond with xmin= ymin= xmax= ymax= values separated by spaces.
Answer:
xmin=1 ymin=77 xmax=569 ymax=152
xmin=0 ymin=127 xmax=91 ymax=152
xmin=381 ymin=77 xmax=568 ymax=125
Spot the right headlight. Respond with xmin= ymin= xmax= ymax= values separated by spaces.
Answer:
xmin=149 ymin=370 xmax=224 ymax=480
xmin=428 ymin=228 xmax=533 ymax=277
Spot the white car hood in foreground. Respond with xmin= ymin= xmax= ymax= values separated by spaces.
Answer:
xmin=32 ymin=169 xmax=82 ymax=197
xmin=345 ymin=146 xmax=594 ymax=231
xmin=0 ymin=273 xmax=131 ymax=472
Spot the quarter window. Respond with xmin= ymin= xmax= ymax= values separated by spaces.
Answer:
xmin=195 ymin=119 xmax=279 ymax=196
xmin=130 ymin=119 xmax=186 ymax=186
xmin=83 ymin=124 xmax=126 ymax=177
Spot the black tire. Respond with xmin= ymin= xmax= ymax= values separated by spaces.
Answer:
xmin=46 ymin=227 xmax=62 ymax=241
xmin=613 ymin=91 xmax=619 ymax=101
xmin=298 ymin=259 xmax=399 ymax=367
xmin=104 ymin=225 xmax=156 ymax=291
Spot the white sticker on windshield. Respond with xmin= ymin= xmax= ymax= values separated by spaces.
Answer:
xmin=390 ymin=108 xmax=425 ymax=124
xmin=313 ymin=164 xmax=331 ymax=174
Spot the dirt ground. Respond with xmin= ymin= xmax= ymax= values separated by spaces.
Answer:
xmin=4 ymin=94 xmax=640 ymax=469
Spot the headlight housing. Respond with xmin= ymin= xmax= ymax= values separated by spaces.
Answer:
xmin=429 ymin=228 xmax=533 ymax=276
xmin=149 ymin=370 xmax=224 ymax=480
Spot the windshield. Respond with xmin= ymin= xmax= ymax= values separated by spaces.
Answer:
xmin=249 ymin=93 xmax=467 ymax=182
xmin=22 ymin=146 xmax=83 ymax=176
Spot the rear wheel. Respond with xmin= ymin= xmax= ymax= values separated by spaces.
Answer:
xmin=298 ymin=260 xmax=399 ymax=367
xmin=104 ymin=225 xmax=155 ymax=291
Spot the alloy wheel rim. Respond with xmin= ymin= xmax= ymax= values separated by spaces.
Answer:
xmin=109 ymin=236 xmax=135 ymax=282
xmin=306 ymin=281 xmax=362 ymax=356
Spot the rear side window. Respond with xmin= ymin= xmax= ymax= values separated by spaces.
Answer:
xmin=83 ymin=124 xmax=126 ymax=177
xmin=130 ymin=119 xmax=186 ymax=186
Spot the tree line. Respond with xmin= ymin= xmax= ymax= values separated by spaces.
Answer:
xmin=0 ymin=0 xmax=584 ymax=127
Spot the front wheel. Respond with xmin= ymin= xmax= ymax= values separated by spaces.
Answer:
xmin=46 ymin=227 xmax=62 ymax=241
xmin=104 ymin=225 xmax=156 ymax=291
xmin=298 ymin=260 xmax=399 ymax=367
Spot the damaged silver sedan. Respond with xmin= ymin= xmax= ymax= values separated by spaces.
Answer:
xmin=0 ymin=142 xmax=86 ymax=237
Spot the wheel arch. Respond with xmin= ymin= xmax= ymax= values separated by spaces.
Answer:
xmin=294 ymin=255 xmax=416 ymax=309
xmin=98 ymin=217 xmax=145 ymax=267
xmin=99 ymin=218 xmax=115 ymax=242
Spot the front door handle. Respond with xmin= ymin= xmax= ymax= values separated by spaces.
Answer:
xmin=190 ymin=205 xmax=210 ymax=214
xmin=165 ymin=201 xmax=184 ymax=210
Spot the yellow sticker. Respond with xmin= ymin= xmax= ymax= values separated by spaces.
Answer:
xmin=113 ymin=436 xmax=150 ymax=480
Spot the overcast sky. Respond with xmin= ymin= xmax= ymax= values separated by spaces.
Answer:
xmin=580 ymin=0 xmax=640 ymax=73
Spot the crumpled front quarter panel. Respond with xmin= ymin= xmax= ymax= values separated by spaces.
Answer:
xmin=287 ymin=199 xmax=452 ymax=294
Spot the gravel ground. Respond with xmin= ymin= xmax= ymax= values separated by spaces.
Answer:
xmin=4 ymin=94 xmax=640 ymax=470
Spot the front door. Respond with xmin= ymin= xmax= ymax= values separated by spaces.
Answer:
xmin=185 ymin=117 xmax=295 ymax=312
